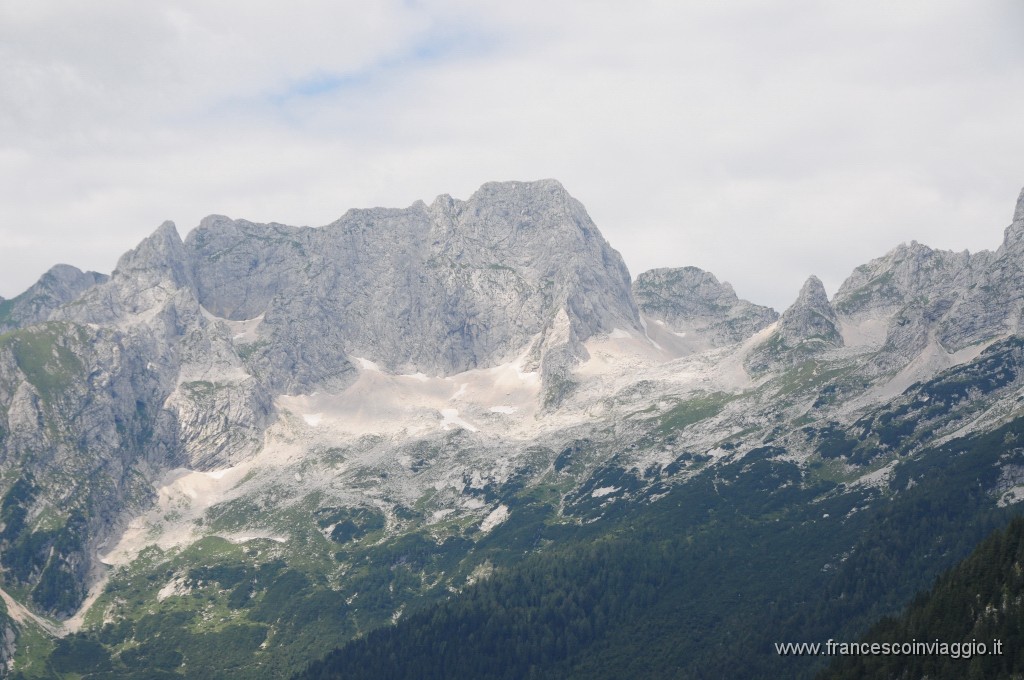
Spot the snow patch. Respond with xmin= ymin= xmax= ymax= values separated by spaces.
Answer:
xmin=440 ymin=408 xmax=478 ymax=432
xmin=157 ymin=576 xmax=190 ymax=602
xmin=200 ymin=306 xmax=264 ymax=344
xmin=855 ymin=460 xmax=898 ymax=489
xmin=479 ymin=505 xmax=509 ymax=533
xmin=999 ymin=487 xmax=1024 ymax=508
xmin=591 ymin=486 xmax=619 ymax=498
xmin=355 ymin=357 xmax=381 ymax=372
xmin=221 ymin=532 xmax=288 ymax=544
xmin=276 ymin=353 xmax=540 ymax=438
xmin=489 ymin=405 xmax=517 ymax=414
xmin=430 ymin=509 xmax=455 ymax=523
xmin=638 ymin=315 xmax=664 ymax=350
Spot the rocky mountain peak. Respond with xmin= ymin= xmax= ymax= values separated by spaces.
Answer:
xmin=633 ymin=266 xmax=778 ymax=347
xmin=831 ymin=239 xmax=975 ymax=321
xmin=113 ymin=220 xmax=192 ymax=293
xmin=0 ymin=264 xmax=108 ymax=332
xmin=1002 ymin=186 xmax=1024 ymax=251
xmin=777 ymin=275 xmax=842 ymax=347
xmin=793 ymin=274 xmax=829 ymax=308
xmin=744 ymin=275 xmax=842 ymax=373
xmin=197 ymin=214 xmax=235 ymax=231
xmin=182 ymin=180 xmax=638 ymax=394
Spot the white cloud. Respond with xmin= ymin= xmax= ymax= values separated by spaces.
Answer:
xmin=1 ymin=0 xmax=1023 ymax=310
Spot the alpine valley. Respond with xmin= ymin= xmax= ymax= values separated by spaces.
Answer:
xmin=0 ymin=179 xmax=1022 ymax=678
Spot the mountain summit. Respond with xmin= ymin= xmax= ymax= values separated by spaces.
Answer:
xmin=182 ymin=179 xmax=639 ymax=394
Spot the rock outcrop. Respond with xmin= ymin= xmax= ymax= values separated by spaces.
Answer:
xmin=0 ymin=265 xmax=107 ymax=333
xmin=746 ymin=275 xmax=842 ymax=372
xmin=778 ymin=275 xmax=843 ymax=348
xmin=633 ymin=266 xmax=778 ymax=348
xmin=186 ymin=179 xmax=640 ymax=394
xmin=832 ymin=189 xmax=1024 ymax=373
xmin=0 ymin=180 xmax=641 ymax=614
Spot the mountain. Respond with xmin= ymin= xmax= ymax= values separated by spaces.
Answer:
xmin=0 ymin=179 xmax=1021 ymax=678
xmin=633 ymin=266 xmax=777 ymax=350
xmin=294 ymin=414 xmax=1024 ymax=680
xmin=0 ymin=265 xmax=107 ymax=334
xmin=183 ymin=179 xmax=639 ymax=395
xmin=745 ymin=274 xmax=842 ymax=372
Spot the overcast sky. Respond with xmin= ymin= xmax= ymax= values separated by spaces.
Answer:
xmin=2 ymin=1 xmax=1023 ymax=310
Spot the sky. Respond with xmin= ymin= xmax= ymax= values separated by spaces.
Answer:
xmin=2 ymin=1 xmax=1023 ymax=311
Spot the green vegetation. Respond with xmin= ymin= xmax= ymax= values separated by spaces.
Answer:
xmin=0 ymin=295 xmax=21 ymax=327
xmin=10 ymin=619 xmax=58 ymax=679
xmin=236 ymin=339 xmax=269 ymax=362
xmin=8 ymin=336 xmax=1024 ymax=678
xmin=0 ymin=477 xmax=87 ymax=614
xmin=655 ymin=392 xmax=732 ymax=434
xmin=295 ymin=418 xmax=1024 ymax=680
xmin=822 ymin=516 xmax=1024 ymax=679
xmin=804 ymin=336 xmax=1024 ymax=466
xmin=0 ymin=325 xmax=83 ymax=403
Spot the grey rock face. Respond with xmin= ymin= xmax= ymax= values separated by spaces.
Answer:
xmin=186 ymin=179 xmax=639 ymax=394
xmin=832 ymin=241 xmax=979 ymax=327
xmin=941 ymin=190 xmax=1024 ymax=347
xmin=62 ymin=220 xmax=196 ymax=328
xmin=0 ymin=180 xmax=641 ymax=616
xmin=778 ymin=275 xmax=843 ymax=348
xmin=0 ymin=619 xmax=15 ymax=672
xmin=0 ymin=322 xmax=172 ymax=615
xmin=0 ymin=265 xmax=107 ymax=333
xmin=56 ymin=223 xmax=275 ymax=469
xmin=633 ymin=267 xmax=778 ymax=347
xmin=2 ymin=178 xmax=1020 ymax=625
xmin=832 ymin=188 xmax=1024 ymax=373
xmin=38 ymin=179 xmax=637 ymax=475
xmin=746 ymin=275 xmax=842 ymax=373
xmin=0 ymin=223 xmax=275 ymax=614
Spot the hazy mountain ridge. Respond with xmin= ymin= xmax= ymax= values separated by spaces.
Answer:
xmin=632 ymin=266 xmax=778 ymax=349
xmin=184 ymin=179 xmax=639 ymax=396
xmin=0 ymin=180 xmax=1022 ymax=677
xmin=0 ymin=266 xmax=108 ymax=335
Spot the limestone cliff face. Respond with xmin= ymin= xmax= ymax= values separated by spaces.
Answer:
xmin=54 ymin=221 xmax=274 ymax=470
xmin=0 ymin=180 xmax=642 ymax=615
xmin=186 ymin=179 xmax=640 ymax=394
xmin=777 ymin=276 xmax=843 ymax=349
xmin=34 ymin=180 xmax=637 ymax=485
xmin=0 ymin=321 xmax=171 ymax=615
xmin=745 ymin=275 xmax=842 ymax=372
xmin=0 ymin=223 xmax=271 ymax=615
xmin=633 ymin=266 xmax=778 ymax=348
xmin=0 ymin=265 xmax=107 ymax=334
xmin=832 ymin=188 xmax=1024 ymax=373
